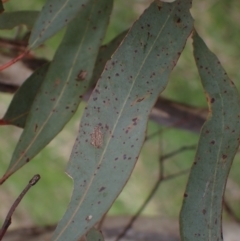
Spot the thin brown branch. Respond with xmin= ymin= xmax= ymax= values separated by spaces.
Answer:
xmin=161 ymin=144 xmax=197 ymax=162
xmin=162 ymin=168 xmax=190 ymax=182
xmin=0 ymin=83 xmax=18 ymax=93
xmin=145 ymin=128 xmax=164 ymax=141
xmin=0 ymin=51 xmax=28 ymax=71
xmin=0 ymin=37 xmax=27 ymax=53
xmin=0 ymin=30 xmax=208 ymax=132
xmin=223 ymin=198 xmax=240 ymax=224
xmin=151 ymin=97 xmax=207 ymax=133
xmin=0 ymin=174 xmax=40 ymax=240
xmin=115 ymin=142 xmax=193 ymax=241
xmin=115 ymin=139 xmax=164 ymax=241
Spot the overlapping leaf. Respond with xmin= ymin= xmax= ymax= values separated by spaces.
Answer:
xmin=0 ymin=0 xmax=113 ymax=184
xmin=180 ymin=31 xmax=240 ymax=241
xmin=1 ymin=30 xmax=126 ymax=129
xmin=52 ymin=1 xmax=193 ymax=240
xmin=90 ymin=30 xmax=128 ymax=86
xmin=86 ymin=228 xmax=104 ymax=241
xmin=29 ymin=0 xmax=91 ymax=49
xmin=0 ymin=11 xmax=39 ymax=29
xmin=1 ymin=64 xmax=49 ymax=128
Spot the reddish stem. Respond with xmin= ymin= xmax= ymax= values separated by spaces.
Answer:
xmin=0 ymin=51 xmax=28 ymax=71
xmin=0 ymin=119 xmax=10 ymax=125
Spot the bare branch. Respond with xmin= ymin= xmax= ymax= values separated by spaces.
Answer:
xmin=0 ymin=174 xmax=40 ymax=240
xmin=115 ymin=140 xmax=193 ymax=241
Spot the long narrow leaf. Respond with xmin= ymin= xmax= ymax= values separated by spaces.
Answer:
xmin=52 ymin=1 xmax=193 ymax=240
xmin=86 ymin=228 xmax=104 ymax=241
xmin=180 ymin=31 xmax=240 ymax=241
xmin=28 ymin=0 xmax=91 ymax=49
xmin=1 ymin=64 xmax=49 ymax=128
xmin=90 ymin=30 xmax=128 ymax=87
xmin=1 ymin=31 xmax=126 ymax=129
xmin=0 ymin=11 xmax=39 ymax=29
xmin=0 ymin=0 xmax=113 ymax=184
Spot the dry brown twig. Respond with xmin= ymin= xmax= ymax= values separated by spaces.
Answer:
xmin=115 ymin=137 xmax=196 ymax=241
xmin=0 ymin=174 xmax=40 ymax=240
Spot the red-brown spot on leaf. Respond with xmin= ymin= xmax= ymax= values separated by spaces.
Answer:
xmin=54 ymin=79 xmax=60 ymax=86
xmin=90 ymin=126 xmax=103 ymax=148
xmin=76 ymin=70 xmax=87 ymax=81
xmin=137 ymin=97 xmax=145 ymax=102
xmin=99 ymin=187 xmax=106 ymax=192
xmin=211 ymin=98 xmax=215 ymax=103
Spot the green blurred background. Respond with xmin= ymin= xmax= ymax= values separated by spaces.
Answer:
xmin=0 ymin=0 xmax=240 ymax=228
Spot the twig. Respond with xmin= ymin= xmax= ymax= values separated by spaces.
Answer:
xmin=145 ymin=128 xmax=164 ymax=141
xmin=162 ymin=168 xmax=190 ymax=182
xmin=161 ymin=144 xmax=196 ymax=162
xmin=115 ymin=168 xmax=189 ymax=241
xmin=116 ymin=139 xmax=164 ymax=241
xmin=97 ymin=212 xmax=107 ymax=230
xmin=0 ymin=174 xmax=40 ymax=240
xmin=0 ymin=51 xmax=28 ymax=71
xmin=115 ymin=143 xmax=194 ymax=241
xmin=0 ymin=83 xmax=19 ymax=93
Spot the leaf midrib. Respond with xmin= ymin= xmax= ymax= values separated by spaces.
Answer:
xmin=196 ymin=45 xmax=225 ymax=241
xmin=56 ymin=4 xmax=176 ymax=239
xmin=30 ymin=0 xmax=75 ymax=49
xmin=8 ymin=2 xmax=95 ymax=177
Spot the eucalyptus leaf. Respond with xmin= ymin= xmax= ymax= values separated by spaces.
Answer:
xmin=52 ymin=1 xmax=193 ymax=240
xmin=29 ymin=0 xmax=91 ymax=49
xmin=86 ymin=228 xmax=104 ymax=241
xmin=2 ymin=64 xmax=49 ymax=128
xmin=180 ymin=31 xmax=240 ymax=241
xmin=90 ymin=29 xmax=128 ymax=87
xmin=1 ymin=30 xmax=127 ymax=130
xmin=0 ymin=0 xmax=113 ymax=183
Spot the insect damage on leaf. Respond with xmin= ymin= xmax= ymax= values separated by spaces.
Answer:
xmin=85 ymin=215 xmax=93 ymax=222
xmin=76 ymin=70 xmax=88 ymax=81
xmin=90 ymin=126 xmax=103 ymax=148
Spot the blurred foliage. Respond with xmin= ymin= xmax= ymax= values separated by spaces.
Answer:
xmin=0 ymin=0 xmax=240 ymax=227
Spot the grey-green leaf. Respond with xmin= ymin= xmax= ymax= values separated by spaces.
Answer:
xmin=86 ymin=228 xmax=104 ymax=241
xmin=180 ymin=31 xmax=240 ymax=241
xmin=0 ymin=0 xmax=113 ymax=184
xmin=0 ymin=11 xmax=39 ymax=29
xmin=52 ymin=1 xmax=193 ymax=240
xmin=90 ymin=29 xmax=128 ymax=87
xmin=28 ymin=0 xmax=91 ymax=49
xmin=1 ymin=31 xmax=126 ymax=129
xmin=2 ymin=64 xmax=48 ymax=128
